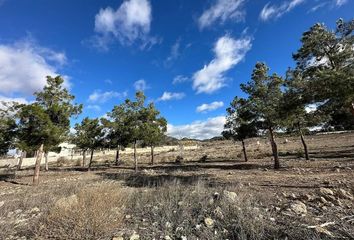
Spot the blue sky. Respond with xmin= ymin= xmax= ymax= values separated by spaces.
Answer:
xmin=0 ymin=0 xmax=353 ymax=139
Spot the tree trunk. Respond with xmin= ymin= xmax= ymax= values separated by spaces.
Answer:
xmin=150 ymin=145 xmax=154 ymax=165
xmin=44 ymin=152 xmax=49 ymax=171
xmin=115 ymin=145 xmax=120 ymax=166
xmin=297 ymin=123 xmax=310 ymax=160
xmin=33 ymin=144 xmax=44 ymax=186
xmin=17 ymin=151 xmax=25 ymax=171
xmin=82 ymin=150 xmax=86 ymax=167
xmin=241 ymin=140 xmax=248 ymax=162
xmin=134 ymin=140 xmax=138 ymax=173
xmin=88 ymin=149 xmax=94 ymax=170
xmin=269 ymin=127 xmax=280 ymax=169
xmin=300 ymin=133 xmax=310 ymax=160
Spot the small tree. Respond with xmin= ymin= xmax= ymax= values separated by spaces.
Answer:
xmin=124 ymin=92 xmax=147 ymax=172
xmin=142 ymin=103 xmax=167 ymax=165
xmin=73 ymin=117 xmax=104 ymax=170
xmin=240 ymin=62 xmax=284 ymax=169
xmin=103 ymin=104 xmax=130 ymax=166
xmin=17 ymin=104 xmax=57 ymax=185
xmin=34 ymin=76 xmax=82 ymax=170
xmin=282 ymin=70 xmax=325 ymax=160
xmin=222 ymin=97 xmax=258 ymax=162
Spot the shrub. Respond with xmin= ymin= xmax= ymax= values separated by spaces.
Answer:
xmin=34 ymin=185 xmax=130 ymax=239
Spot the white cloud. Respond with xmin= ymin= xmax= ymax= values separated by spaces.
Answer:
xmin=260 ymin=0 xmax=305 ymax=21
xmin=0 ymin=95 xmax=29 ymax=110
xmin=196 ymin=101 xmax=224 ymax=113
xmin=167 ymin=116 xmax=226 ymax=140
xmin=193 ymin=35 xmax=252 ymax=94
xmin=157 ymin=92 xmax=185 ymax=101
xmin=93 ymin=0 xmax=157 ymax=49
xmin=198 ymin=0 xmax=245 ymax=29
xmin=335 ymin=0 xmax=347 ymax=6
xmin=0 ymin=40 xmax=68 ymax=96
xmin=134 ymin=79 xmax=148 ymax=91
xmin=172 ymin=75 xmax=189 ymax=85
xmin=88 ymin=90 xmax=127 ymax=103
xmin=165 ymin=38 xmax=181 ymax=64
xmin=87 ymin=105 xmax=101 ymax=111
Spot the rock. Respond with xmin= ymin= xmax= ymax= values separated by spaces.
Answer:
xmin=129 ymin=233 xmax=140 ymax=240
xmin=125 ymin=215 xmax=132 ymax=219
xmin=0 ymin=201 xmax=4 ymax=208
xmin=29 ymin=207 xmax=40 ymax=214
xmin=180 ymin=236 xmax=187 ymax=240
xmin=165 ymin=222 xmax=172 ymax=228
xmin=290 ymin=201 xmax=307 ymax=215
xmin=55 ymin=195 xmax=78 ymax=209
xmin=223 ymin=190 xmax=237 ymax=202
xmin=319 ymin=197 xmax=328 ymax=204
xmin=204 ymin=217 xmax=214 ymax=228
xmin=336 ymin=189 xmax=353 ymax=200
xmin=164 ymin=236 xmax=172 ymax=240
xmin=320 ymin=188 xmax=334 ymax=197
xmin=214 ymin=206 xmax=224 ymax=219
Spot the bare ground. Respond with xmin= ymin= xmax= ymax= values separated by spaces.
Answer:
xmin=0 ymin=132 xmax=353 ymax=239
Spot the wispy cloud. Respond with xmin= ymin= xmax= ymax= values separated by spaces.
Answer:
xmin=260 ymin=0 xmax=305 ymax=21
xmin=193 ymin=35 xmax=252 ymax=94
xmin=133 ymin=79 xmax=149 ymax=91
xmin=335 ymin=0 xmax=348 ymax=7
xmin=87 ymin=104 xmax=101 ymax=111
xmin=172 ymin=75 xmax=189 ymax=85
xmin=198 ymin=0 xmax=245 ymax=30
xmin=196 ymin=101 xmax=224 ymax=113
xmin=88 ymin=90 xmax=127 ymax=103
xmin=167 ymin=116 xmax=226 ymax=139
xmin=90 ymin=0 xmax=159 ymax=50
xmin=157 ymin=92 xmax=185 ymax=101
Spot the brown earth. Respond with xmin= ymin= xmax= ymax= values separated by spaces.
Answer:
xmin=0 ymin=132 xmax=353 ymax=239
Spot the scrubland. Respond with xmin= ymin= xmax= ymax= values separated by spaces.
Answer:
xmin=0 ymin=132 xmax=353 ymax=240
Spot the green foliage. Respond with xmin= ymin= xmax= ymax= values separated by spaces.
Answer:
xmin=142 ymin=102 xmax=167 ymax=147
xmin=16 ymin=104 xmax=58 ymax=151
xmin=292 ymin=18 xmax=354 ymax=129
xmin=34 ymin=76 xmax=82 ymax=151
xmin=222 ymin=97 xmax=258 ymax=142
xmin=73 ymin=117 xmax=104 ymax=151
xmin=240 ymin=62 xmax=284 ymax=130
xmin=0 ymin=117 xmax=16 ymax=156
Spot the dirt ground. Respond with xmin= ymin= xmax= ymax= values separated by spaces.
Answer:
xmin=0 ymin=132 xmax=353 ymax=239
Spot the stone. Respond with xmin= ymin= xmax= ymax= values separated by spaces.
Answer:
xmin=180 ymin=236 xmax=187 ymax=240
xmin=0 ymin=201 xmax=4 ymax=208
xmin=55 ymin=195 xmax=78 ymax=209
xmin=290 ymin=201 xmax=307 ymax=215
xmin=164 ymin=236 xmax=172 ymax=240
xmin=214 ymin=206 xmax=224 ymax=219
xmin=129 ymin=233 xmax=140 ymax=240
xmin=223 ymin=190 xmax=237 ymax=202
xmin=336 ymin=189 xmax=353 ymax=200
xmin=204 ymin=217 xmax=214 ymax=228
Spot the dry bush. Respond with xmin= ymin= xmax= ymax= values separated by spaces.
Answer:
xmin=125 ymin=181 xmax=273 ymax=240
xmin=56 ymin=156 xmax=71 ymax=167
xmin=34 ymin=185 xmax=130 ymax=240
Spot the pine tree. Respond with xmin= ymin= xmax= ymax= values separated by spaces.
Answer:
xmin=222 ymin=97 xmax=258 ymax=162
xmin=142 ymin=103 xmax=167 ymax=165
xmin=73 ymin=117 xmax=104 ymax=170
xmin=240 ymin=62 xmax=284 ymax=169
xmin=292 ymin=19 xmax=354 ymax=129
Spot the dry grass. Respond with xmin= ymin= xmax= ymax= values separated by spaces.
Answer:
xmin=34 ymin=185 xmax=130 ymax=240
xmin=125 ymin=181 xmax=274 ymax=240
